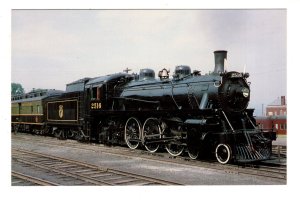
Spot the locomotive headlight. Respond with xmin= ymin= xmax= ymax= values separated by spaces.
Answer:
xmin=242 ymin=88 xmax=250 ymax=98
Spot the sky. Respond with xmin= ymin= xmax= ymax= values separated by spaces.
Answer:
xmin=11 ymin=9 xmax=286 ymax=116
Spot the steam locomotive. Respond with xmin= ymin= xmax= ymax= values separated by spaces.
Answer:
xmin=11 ymin=50 xmax=276 ymax=164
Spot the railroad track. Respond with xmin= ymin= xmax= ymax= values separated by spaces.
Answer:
xmin=12 ymin=133 xmax=286 ymax=182
xmin=12 ymin=171 xmax=58 ymax=186
xmin=12 ymin=148 xmax=181 ymax=186
xmin=272 ymin=145 xmax=287 ymax=158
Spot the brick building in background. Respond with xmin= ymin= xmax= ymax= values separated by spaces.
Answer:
xmin=266 ymin=96 xmax=287 ymax=117
xmin=255 ymin=96 xmax=287 ymax=135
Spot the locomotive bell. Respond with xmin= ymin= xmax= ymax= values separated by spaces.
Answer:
xmin=214 ymin=50 xmax=227 ymax=74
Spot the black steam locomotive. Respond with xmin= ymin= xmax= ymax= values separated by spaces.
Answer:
xmin=11 ymin=50 xmax=276 ymax=164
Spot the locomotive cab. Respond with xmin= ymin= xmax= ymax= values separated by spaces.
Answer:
xmin=85 ymin=73 xmax=134 ymax=111
xmin=86 ymin=83 xmax=104 ymax=111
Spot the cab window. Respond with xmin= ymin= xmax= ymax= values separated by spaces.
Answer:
xmin=91 ymin=86 xmax=103 ymax=100
xmin=92 ymin=87 xmax=97 ymax=99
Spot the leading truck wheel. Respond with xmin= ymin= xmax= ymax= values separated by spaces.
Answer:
xmin=215 ymin=144 xmax=232 ymax=164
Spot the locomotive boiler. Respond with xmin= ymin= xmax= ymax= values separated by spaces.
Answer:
xmin=120 ymin=51 xmax=250 ymax=113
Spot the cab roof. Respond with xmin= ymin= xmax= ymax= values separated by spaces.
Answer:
xmin=85 ymin=73 xmax=133 ymax=88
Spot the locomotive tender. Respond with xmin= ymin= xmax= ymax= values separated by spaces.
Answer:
xmin=11 ymin=50 xmax=276 ymax=164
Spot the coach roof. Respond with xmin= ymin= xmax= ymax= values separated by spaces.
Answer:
xmin=11 ymin=89 xmax=64 ymax=103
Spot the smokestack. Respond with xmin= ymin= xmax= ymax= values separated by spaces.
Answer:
xmin=214 ymin=50 xmax=227 ymax=74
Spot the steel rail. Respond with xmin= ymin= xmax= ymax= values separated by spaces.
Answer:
xmin=11 ymin=171 xmax=59 ymax=186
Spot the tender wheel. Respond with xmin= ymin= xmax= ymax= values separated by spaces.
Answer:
xmin=215 ymin=144 xmax=232 ymax=164
xmin=187 ymin=147 xmax=199 ymax=160
xmin=67 ymin=130 xmax=75 ymax=139
xmin=166 ymin=143 xmax=184 ymax=157
xmin=142 ymin=118 xmax=161 ymax=153
xmin=13 ymin=124 xmax=19 ymax=134
xmin=124 ymin=117 xmax=142 ymax=149
xmin=54 ymin=129 xmax=61 ymax=138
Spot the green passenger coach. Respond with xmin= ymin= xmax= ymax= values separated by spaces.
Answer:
xmin=11 ymin=89 xmax=63 ymax=133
